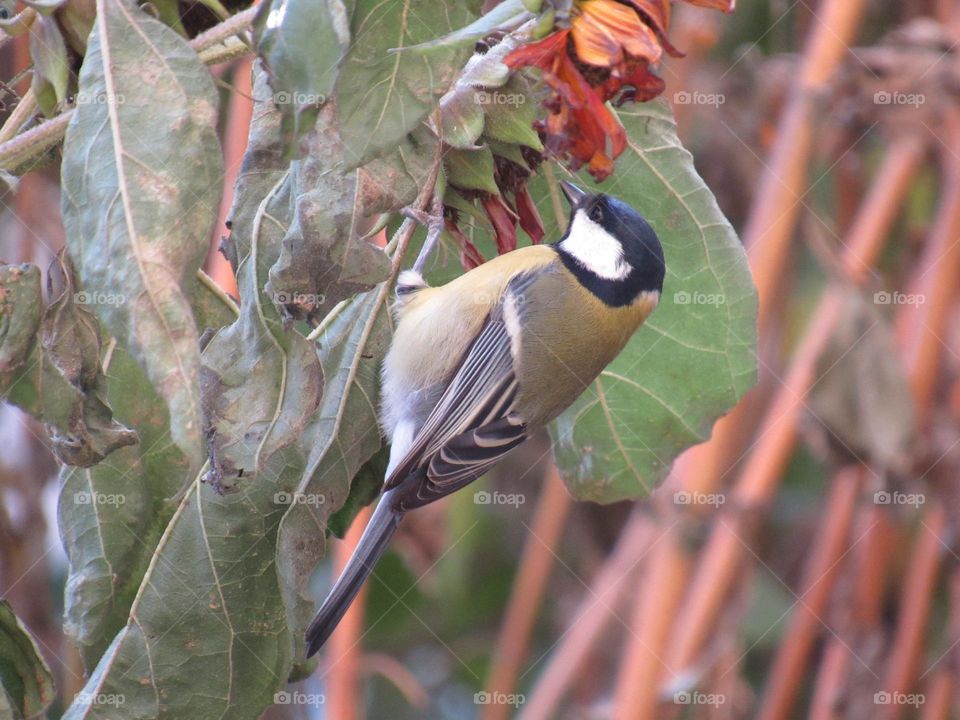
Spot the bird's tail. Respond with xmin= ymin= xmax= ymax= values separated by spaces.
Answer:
xmin=305 ymin=489 xmax=404 ymax=658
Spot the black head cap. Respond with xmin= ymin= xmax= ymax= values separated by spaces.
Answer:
xmin=557 ymin=182 xmax=666 ymax=306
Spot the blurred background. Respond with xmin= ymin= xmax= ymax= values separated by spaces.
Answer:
xmin=3 ymin=0 xmax=960 ymax=718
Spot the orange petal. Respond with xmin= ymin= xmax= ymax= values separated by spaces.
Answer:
xmin=505 ymin=29 xmax=570 ymax=70
xmin=572 ymin=0 xmax=662 ymax=67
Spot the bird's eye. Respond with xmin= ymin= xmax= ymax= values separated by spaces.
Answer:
xmin=588 ymin=204 xmax=604 ymax=223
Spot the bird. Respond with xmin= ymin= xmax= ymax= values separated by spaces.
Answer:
xmin=305 ymin=181 xmax=665 ymax=657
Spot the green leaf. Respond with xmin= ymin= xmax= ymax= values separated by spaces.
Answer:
xmin=28 ymin=14 xmax=70 ymax=114
xmin=254 ymin=0 xmax=350 ymax=147
xmin=201 ymin=68 xmax=322 ymax=494
xmin=190 ymin=270 xmax=239 ymax=333
xmin=334 ymin=0 xmax=477 ymax=166
xmin=544 ymin=103 xmax=758 ymax=502
xmin=0 ymin=600 xmax=55 ymax=720
xmin=60 ymin=0 xmax=224 ymax=471
xmin=480 ymin=75 xmax=544 ymax=151
xmin=399 ymin=0 xmax=531 ymax=54
xmin=444 ymin=145 xmax=499 ymax=194
xmin=0 ymin=264 xmax=43 ymax=389
xmin=276 ymin=287 xmax=393 ymax=662
xmin=61 ymin=64 xmax=397 ymax=717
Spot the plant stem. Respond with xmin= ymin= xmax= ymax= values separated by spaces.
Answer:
xmin=0 ymin=5 xmax=260 ymax=171
xmin=481 ymin=460 xmax=571 ymax=720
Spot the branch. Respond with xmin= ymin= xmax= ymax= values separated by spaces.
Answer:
xmin=0 ymin=5 xmax=260 ymax=172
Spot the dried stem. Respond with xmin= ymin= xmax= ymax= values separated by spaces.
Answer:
xmin=327 ymin=505 xmax=372 ymax=720
xmin=517 ymin=513 xmax=655 ymax=720
xmin=756 ymin=465 xmax=862 ymax=720
xmin=481 ymin=462 xmax=571 ymax=720
xmin=611 ymin=517 xmax=690 ymax=720
xmin=0 ymin=5 xmax=259 ymax=171
xmin=665 ymin=133 xmax=925 ymax=675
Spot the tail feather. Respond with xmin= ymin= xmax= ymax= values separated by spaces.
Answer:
xmin=305 ymin=489 xmax=404 ymax=657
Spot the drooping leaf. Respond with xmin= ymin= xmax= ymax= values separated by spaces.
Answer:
xmin=2 ymin=257 xmax=138 ymax=467
xmin=60 ymin=0 xmax=224 ymax=471
xmin=61 ymin=61 xmax=400 ymax=717
xmin=0 ymin=600 xmax=55 ymax=720
xmin=265 ymin=104 xmax=392 ymax=324
xmin=334 ymin=0 xmax=477 ymax=166
xmin=445 ymin=145 xmax=499 ymax=194
xmin=543 ymin=103 xmax=757 ymax=501
xmin=254 ymin=0 xmax=350 ymax=147
xmin=58 ymin=344 xmax=192 ymax=669
xmin=190 ymin=270 xmax=239 ymax=334
xmin=0 ymin=264 xmax=43 ymax=391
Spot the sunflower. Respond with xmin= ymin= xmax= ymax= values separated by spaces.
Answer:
xmin=506 ymin=0 xmax=735 ymax=179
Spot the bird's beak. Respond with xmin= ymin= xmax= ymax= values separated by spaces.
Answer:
xmin=560 ymin=181 xmax=588 ymax=209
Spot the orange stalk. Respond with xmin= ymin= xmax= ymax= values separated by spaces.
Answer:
xmin=611 ymin=518 xmax=690 ymax=720
xmin=326 ymin=504 xmax=373 ymax=720
xmin=756 ymin=465 xmax=862 ymax=720
xmin=666 ymin=134 xmax=926 ymax=673
xmin=517 ymin=513 xmax=655 ymax=720
xmin=877 ymin=504 xmax=946 ymax=720
xmin=482 ymin=461 xmax=572 ymax=720
xmin=806 ymin=642 xmax=849 ymax=720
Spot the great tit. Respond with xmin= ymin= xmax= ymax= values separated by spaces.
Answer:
xmin=305 ymin=181 xmax=665 ymax=657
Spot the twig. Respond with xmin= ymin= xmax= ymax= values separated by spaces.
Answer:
xmin=0 ymin=86 xmax=37 ymax=146
xmin=481 ymin=460 xmax=571 ymax=720
xmin=0 ymin=5 xmax=260 ymax=171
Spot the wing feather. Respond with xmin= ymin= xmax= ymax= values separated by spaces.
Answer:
xmin=384 ymin=278 xmax=536 ymax=511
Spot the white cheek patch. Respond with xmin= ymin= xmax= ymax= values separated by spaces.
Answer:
xmin=559 ymin=211 xmax=631 ymax=280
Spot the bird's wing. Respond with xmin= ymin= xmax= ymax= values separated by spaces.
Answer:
xmin=384 ymin=281 xmax=534 ymax=511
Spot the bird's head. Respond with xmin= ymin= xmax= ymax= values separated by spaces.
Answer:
xmin=556 ymin=181 xmax=665 ymax=306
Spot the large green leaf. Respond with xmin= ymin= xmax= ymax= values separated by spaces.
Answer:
xmin=0 ymin=602 xmax=54 ymax=720
xmin=334 ymin=0 xmax=476 ymax=165
xmin=61 ymin=65 xmax=397 ymax=719
xmin=58 ymin=344 xmax=192 ymax=670
xmin=60 ymin=0 xmax=223 ymax=470
xmin=545 ymin=103 xmax=757 ymax=502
